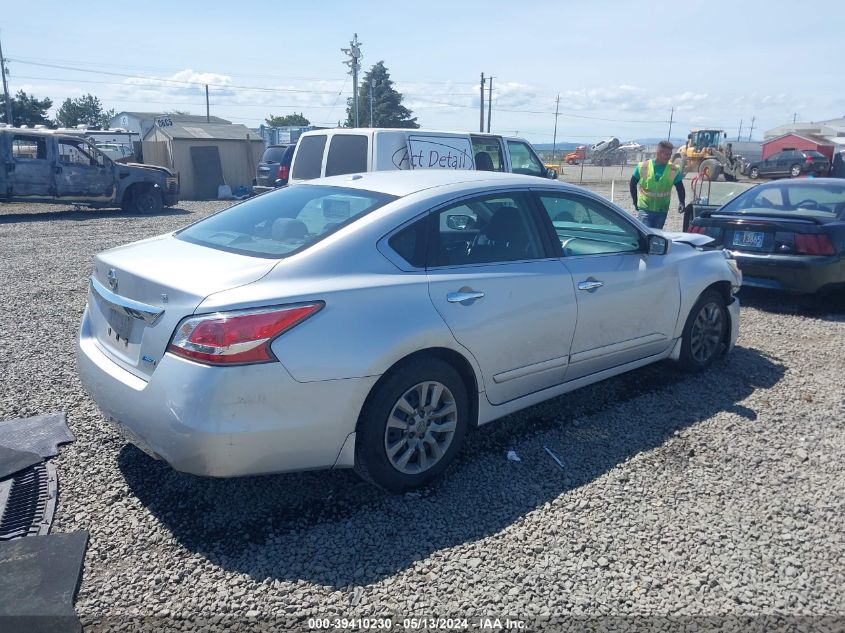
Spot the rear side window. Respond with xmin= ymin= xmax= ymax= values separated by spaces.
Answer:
xmin=389 ymin=217 xmax=429 ymax=268
xmin=12 ymin=135 xmax=47 ymax=160
xmin=291 ymin=135 xmax=327 ymax=180
xmin=325 ymin=135 xmax=368 ymax=177
xmin=177 ymin=185 xmax=397 ymax=258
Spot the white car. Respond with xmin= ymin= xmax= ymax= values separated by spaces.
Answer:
xmin=77 ymin=170 xmax=741 ymax=492
xmin=95 ymin=143 xmax=133 ymax=160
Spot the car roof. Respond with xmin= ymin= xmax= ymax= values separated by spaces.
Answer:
xmin=749 ymin=178 xmax=843 ymax=189
xmin=294 ymin=169 xmax=572 ymax=197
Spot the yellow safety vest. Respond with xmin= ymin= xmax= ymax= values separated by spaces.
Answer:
xmin=637 ymin=160 xmax=677 ymax=213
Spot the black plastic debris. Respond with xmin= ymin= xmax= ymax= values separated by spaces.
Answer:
xmin=0 ymin=530 xmax=88 ymax=633
xmin=0 ymin=463 xmax=57 ymax=541
xmin=0 ymin=413 xmax=75 ymax=458
xmin=0 ymin=445 xmax=42 ymax=481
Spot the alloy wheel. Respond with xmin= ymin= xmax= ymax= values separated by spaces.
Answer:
xmin=690 ymin=302 xmax=724 ymax=364
xmin=384 ymin=381 xmax=457 ymax=475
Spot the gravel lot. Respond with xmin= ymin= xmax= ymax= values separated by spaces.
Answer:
xmin=0 ymin=184 xmax=843 ymax=631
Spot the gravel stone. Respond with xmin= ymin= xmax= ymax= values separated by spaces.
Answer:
xmin=1 ymin=192 xmax=843 ymax=627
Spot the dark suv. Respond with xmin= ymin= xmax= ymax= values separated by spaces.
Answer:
xmin=748 ymin=149 xmax=830 ymax=179
xmin=253 ymin=143 xmax=296 ymax=194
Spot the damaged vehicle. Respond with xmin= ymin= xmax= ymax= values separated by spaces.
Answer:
xmin=0 ymin=127 xmax=179 ymax=213
xmin=77 ymin=171 xmax=740 ymax=492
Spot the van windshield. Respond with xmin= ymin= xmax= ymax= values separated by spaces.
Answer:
xmin=177 ymin=185 xmax=397 ymax=258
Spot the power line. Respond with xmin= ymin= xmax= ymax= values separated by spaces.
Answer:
xmin=11 ymin=59 xmax=342 ymax=95
xmin=10 ymin=54 xmax=481 ymax=86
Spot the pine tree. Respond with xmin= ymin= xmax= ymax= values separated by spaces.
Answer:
xmin=346 ymin=61 xmax=418 ymax=128
xmin=0 ymin=90 xmax=53 ymax=127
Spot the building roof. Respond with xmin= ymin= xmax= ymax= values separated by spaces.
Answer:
xmin=762 ymin=132 xmax=835 ymax=147
xmin=145 ymin=122 xmax=262 ymax=141
xmin=819 ymin=117 xmax=845 ymax=130
xmin=113 ymin=111 xmax=232 ymax=125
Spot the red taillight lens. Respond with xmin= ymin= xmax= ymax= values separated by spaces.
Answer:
xmin=277 ymin=165 xmax=289 ymax=180
xmin=794 ymin=233 xmax=835 ymax=255
xmin=806 ymin=156 xmax=814 ymax=162
xmin=688 ymin=225 xmax=706 ymax=234
xmin=167 ymin=303 xmax=323 ymax=365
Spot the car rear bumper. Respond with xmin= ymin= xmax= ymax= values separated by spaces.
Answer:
xmin=76 ymin=308 xmax=378 ymax=477
xmin=730 ymin=250 xmax=844 ymax=293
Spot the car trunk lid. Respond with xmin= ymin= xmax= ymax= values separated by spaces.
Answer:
xmin=697 ymin=211 xmax=824 ymax=253
xmin=87 ymin=234 xmax=277 ymax=380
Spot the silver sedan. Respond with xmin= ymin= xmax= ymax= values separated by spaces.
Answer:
xmin=77 ymin=170 xmax=741 ymax=492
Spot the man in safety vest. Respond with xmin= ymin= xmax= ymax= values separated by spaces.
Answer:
xmin=629 ymin=140 xmax=686 ymax=229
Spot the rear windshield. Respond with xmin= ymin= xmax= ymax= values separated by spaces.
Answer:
xmin=261 ymin=145 xmax=293 ymax=163
xmin=804 ymin=150 xmax=826 ymax=159
xmin=176 ymin=185 xmax=397 ymax=258
xmin=719 ymin=183 xmax=845 ymax=215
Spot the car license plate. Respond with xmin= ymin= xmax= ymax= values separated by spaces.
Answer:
xmin=732 ymin=231 xmax=764 ymax=248
xmin=106 ymin=307 xmax=133 ymax=342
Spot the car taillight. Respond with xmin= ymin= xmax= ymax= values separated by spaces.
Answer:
xmin=277 ymin=165 xmax=289 ymax=180
xmin=688 ymin=225 xmax=706 ymax=234
xmin=167 ymin=303 xmax=323 ymax=365
xmin=794 ymin=233 xmax=835 ymax=256
xmin=806 ymin=156 xmax=814 ymax=162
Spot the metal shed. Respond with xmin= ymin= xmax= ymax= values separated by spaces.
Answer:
xmin=143 ymin=122 xmax=264 ymax=199
xmin=761 ymin=133 xmax=835 ymax=162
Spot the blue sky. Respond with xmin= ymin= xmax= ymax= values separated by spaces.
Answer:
xmin=3 ymin=0 xmax=843 ymax=143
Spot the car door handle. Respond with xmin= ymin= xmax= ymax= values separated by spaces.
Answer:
xmin=447 ymin=290 xmax=485 ymax=304
xmin=577 ymin=279 xmax=604 ymax=292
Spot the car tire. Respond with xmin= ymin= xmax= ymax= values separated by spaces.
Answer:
xmin=132 ymin=188 xmax=163 ymax=214
xmin=790 ymin=164 xmax=802 ymax=178
xmin=677 ymin=290 xmax=728 ymax=373
xmin=354 ymin=358 xmax=470 ymax=493
xmin=749 ymin=167 xmax=760 ymax=179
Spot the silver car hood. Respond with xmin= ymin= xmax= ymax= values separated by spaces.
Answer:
xmin=660 ymin=231 xmax=714 ymax=247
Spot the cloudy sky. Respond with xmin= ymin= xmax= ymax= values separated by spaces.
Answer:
xmin=3 ymin=0 xmax=842 ymax=143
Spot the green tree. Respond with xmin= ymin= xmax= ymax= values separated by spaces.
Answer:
xmin=265 ymin=112 xmax=310 ymax=127
xmin=55 ymin=94 xmax=116 ymax=128
xmin=346 ymin=61 xmax=418 ymax=129
xmin=0 ymin=90 xmax=53 ymax=127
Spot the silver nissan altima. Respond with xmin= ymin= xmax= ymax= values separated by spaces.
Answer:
xmin=77 ymin=170 xmax=741 ymax=492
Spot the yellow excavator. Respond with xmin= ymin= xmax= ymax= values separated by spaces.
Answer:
xmin=672 ymin=129 xmax=745 ymax=182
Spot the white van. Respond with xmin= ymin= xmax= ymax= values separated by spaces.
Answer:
xmin=288 ymin=128 xmax=558 ymax=184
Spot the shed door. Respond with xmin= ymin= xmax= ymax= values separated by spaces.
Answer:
xmin=190 ymin=146 xmax=224 ymax=199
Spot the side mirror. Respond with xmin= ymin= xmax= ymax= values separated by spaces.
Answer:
xmin=446 ymin=214 xmax=473 ymax=230
xmin=546 ymin=168 xmax=558 ymax=180
xmin=647 ymin=234 xmax=669 ymax=255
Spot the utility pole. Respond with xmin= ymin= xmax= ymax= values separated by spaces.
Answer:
xmin=342 ymin=34 xmax=363 ymax=127
xmin=737 ymin=119 xmax=742 ymax=142
xmin=793 ymin=112 xmax=797 ymax=124
xmin=369 ymin=79 xmax=375 ymax=127
xmin=205 ymin=85 xmax=209 ymax=123
xmin=667 ymin=107 xmax=674 ymax=140
xmin=486 ymin=76 xmax=493 ymax=133
xmin=552 ymin=94 xmax=560 ymax=161
xmin=0 ymin=35 xmax=12 ymax=126
xmin=748 ymin=116 xmax=755 ymax=141
xmin=479 ymin=73 xmax=485 ymax=133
